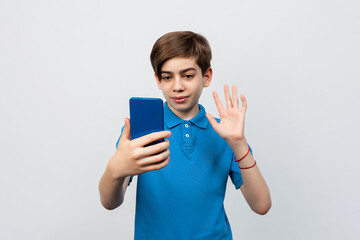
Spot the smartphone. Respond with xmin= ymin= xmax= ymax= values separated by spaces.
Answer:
xmin=129 ymin=97 xmax=164 ymax=145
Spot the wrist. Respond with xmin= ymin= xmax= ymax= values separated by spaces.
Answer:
xmin=228 ymin=138 xmax=249 ymax=159
xmin=107 ymin=156 xmax=128 ymax=180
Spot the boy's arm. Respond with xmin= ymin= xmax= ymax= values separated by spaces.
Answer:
xmin=99 ymin=166 xmax=130 ymax=210
xmin=98 ymin=118 xmax=171 ymax=210
xmin=232 ymin=138 xmax=271 ymax=215
xmin=206 ymin=85 xmax=271 ymax=215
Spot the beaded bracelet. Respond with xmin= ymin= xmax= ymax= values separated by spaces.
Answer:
xmin=239 ymin=161 xmax=257 ymax=170
xmin=235 ymin=146 xmax=250 ymax=162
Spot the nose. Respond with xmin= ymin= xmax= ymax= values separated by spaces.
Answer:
xmin=172 ymin=77 xmax=184 ymax=92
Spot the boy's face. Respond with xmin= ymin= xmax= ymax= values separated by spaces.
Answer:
xmin=155 ymin=57 xmax=212 ymax=120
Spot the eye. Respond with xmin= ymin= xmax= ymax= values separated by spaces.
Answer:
xmin=184 ymin=74 xmax=194 ymax=79
xmin=161 ymin=76 xmax=172 ymax=81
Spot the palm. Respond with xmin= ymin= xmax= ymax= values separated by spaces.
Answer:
xmin=206 ymin=85 xmax=247 ymax=142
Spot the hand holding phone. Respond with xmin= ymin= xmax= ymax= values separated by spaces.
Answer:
xmin=107 ymin=98 xmax=171 ymax=179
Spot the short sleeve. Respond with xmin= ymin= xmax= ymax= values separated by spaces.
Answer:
xmin=229 ymin=145 xmax=253 ymax=190
xmin=115 ymin=125 xmax=133 ymax=187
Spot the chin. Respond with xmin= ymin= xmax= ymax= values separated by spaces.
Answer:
xmin=168 ymin=101 xmax=188 ymax=110
xmin=171 ymin=104 xmax=189 ymax=112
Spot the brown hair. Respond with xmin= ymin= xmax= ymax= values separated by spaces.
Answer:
xmin=150 ymin=31 xmax=212 ymax=78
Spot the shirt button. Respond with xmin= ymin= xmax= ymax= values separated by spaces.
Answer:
xmin=185 ymin=134 xmax=189 ymax=138
xmin=185 ymin=124 xmax=189 ymax=128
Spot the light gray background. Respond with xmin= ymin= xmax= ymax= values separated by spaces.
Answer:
xmin=1 ymin=0 xmax=359 ymax=239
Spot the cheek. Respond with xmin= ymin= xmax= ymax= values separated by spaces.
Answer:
xmin=192 ymin=84 xmax=204 ymax=97
xmin=158 ymin=82 xmax=166 ymax=90
xmin=195 ymin=88 xmax=204 ymax=98
xmin=159 ymin=84 xmax=171 ymax=96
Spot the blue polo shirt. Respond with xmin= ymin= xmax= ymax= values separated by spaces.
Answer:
xmin=116 ymin=102 xmax=252 ymax=240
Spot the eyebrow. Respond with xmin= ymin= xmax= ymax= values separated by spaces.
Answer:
xmin=160 ymin=68 xmax=197 ymax=75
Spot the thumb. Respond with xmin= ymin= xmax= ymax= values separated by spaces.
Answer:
xmin=121 ymin=117 xmax=131 ymax=141
xmin=206 ymin=113 xmax=219 ymax=132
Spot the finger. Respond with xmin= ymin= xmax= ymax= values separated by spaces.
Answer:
xmin=232 ymin=85 xmax=239 ymax=109
xmin=142 ymin=156 xmax=170 ymax=172
xmin=240 ymin=94 xmax=247 ymax=113
xmin=120 ymin=118 xmax=131 ymax=141
xmin=206 ymin=113 xmax=219 ymax=132
xmin=132 ymin=130 xmax=171 ymax=147
xmin=135 ymin=140 xmax=170 ymax=159
xmin=139 ymin=149 xmax=170 ymax=167
xmin=212 ymin=91 xmax=225 ymax=114
xmin=224 ymin=84 xmax=233 ymax=109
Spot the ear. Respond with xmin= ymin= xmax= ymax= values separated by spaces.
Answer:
xmin=203 ymin=67 xmax=213 ymax=87
xmin=155 ymin=73 xmax=161 ymax=89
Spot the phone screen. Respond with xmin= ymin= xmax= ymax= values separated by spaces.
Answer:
xmin=129 ymin=97 xmax=164 ymax=145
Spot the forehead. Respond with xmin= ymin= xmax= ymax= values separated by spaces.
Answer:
xmin=161 ymin=57 xmax=200 ymax=73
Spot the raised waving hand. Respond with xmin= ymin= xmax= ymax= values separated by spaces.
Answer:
xmin=206 ymin=84 xmax=247 ymax=146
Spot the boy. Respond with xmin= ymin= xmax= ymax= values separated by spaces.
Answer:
xmin=99 ymin=31 xmax=271 ymax=239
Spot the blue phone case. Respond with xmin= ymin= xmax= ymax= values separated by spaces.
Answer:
xmin=129 ymin=97 xmax=164 ymax=144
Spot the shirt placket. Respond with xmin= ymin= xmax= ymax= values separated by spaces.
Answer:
xmin=182 ymin=121 xmax=193 ymax=151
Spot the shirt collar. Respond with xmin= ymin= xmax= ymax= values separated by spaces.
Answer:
xmin=164 ymin=102 xmax=208 ymax=129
